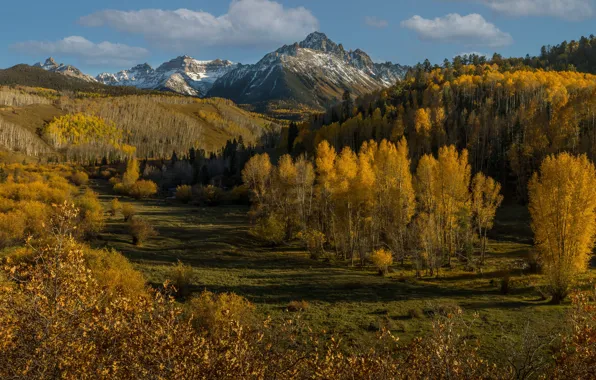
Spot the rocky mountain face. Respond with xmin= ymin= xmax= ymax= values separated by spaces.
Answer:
xmin=34 ymin=58 xmax=97 ymax=83
xmin=31 ymin=33 xmax=407 ymax=111
xmin=208 ymin=32 xmax=408 ymax=110
xmin=96 ymin=57 xmax=237 ymax=96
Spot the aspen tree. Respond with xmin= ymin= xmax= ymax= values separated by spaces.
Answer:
xmin=472 ymin=173 xmax=503 ymax=264
xmin=528 ymin=153 xmax=596 ymax=303
xmin=242 ymin=153 xmax=272 ymax=206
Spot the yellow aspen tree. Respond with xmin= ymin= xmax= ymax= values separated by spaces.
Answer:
xmin=315 ymin=141 xmax=337 ymax=243
xmin=241 ymin=153 xmax=272 ymax=206
xmin=374 ymin=139 xmax=416 ymax=263
xmin=472 ymin=173 xmax=503 ymax=264
xmin=416 ymin=154 xmax=441 ymax=276
xmin=435 ymin=146 xmax=472 ymax=265
xmin=528 ymin=153 xmax=596 ymax=303
xmin=294 ymin=155 xmax=315 ymax=231
xmin=414 ymin=108 xmax=432 ymax=134
xmin=355 ymin=142 xmax=376 ymax=264
xmin=333 ymin=147 xmax=359 ymax=262
xmin=122 ymin=157 xmax=140 ymax=188
xmin=272 ymin=155 xmax=298 ymax=240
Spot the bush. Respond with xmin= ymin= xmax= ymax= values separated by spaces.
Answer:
xmin=198 ymin=185 xmax=223 ymax=206
xmin=20 ymin=200 xmax=51 ymax=237
xmin=169 ymin=260 xmax=194 ymax=298
xmin=250 ymin=215 xmax=285 ymax=244
xmin=109 ymin=198 xmax=121 ymax=216
xmin=84 ymin=247 xmax=148 ymax=301
xmin=175 ymin=185 xmax=193 ymax=203
xmin=188 ymin=291 xmax=255 ymax=335
xmin=100 ymin=169 xmax=112 ymax=179
xmin=287 ymin=300 xmax=310 ymax=312
xmin=122 ymin=203 xmax=136 ymax=222
xmin=370 ymin=249 xmax=393 ymax=275
xmin=297 ymin=229 xmax=326 ymax=260
xmin=70 ymin=171 xmax=89 ymax=186
xmin=0 ymin=210 xmax=26 ymax=248
xmin=75 ymin=189 xmax=105 ymax=239
xmin=109 ymin=176 xmax=122 ymax=187
xmin=227 ymin=185 xmax=250 ymax=204
xmin=129 ymin=180 xmax=158 ymax=199
xmin=128 ymin=217 xmax=156 ymax=246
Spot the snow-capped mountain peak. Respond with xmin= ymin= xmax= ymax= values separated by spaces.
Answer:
xmin=34 ymin=57 xmax=97 ymax=83
xmin=96 ymin=56 xmax=237 ymax=96
xmin=298 ymin=32 xmax=345 ymax=57
xmin=208 ymin=32 xmax=408 ymax=110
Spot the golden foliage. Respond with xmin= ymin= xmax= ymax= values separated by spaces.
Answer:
xmin=175 ymin=184 xmax=193 ymax=203
xmin=109 ymin=197 xmax=121 ymax=216
xmin=242 ymin=153 xmax=272 ymax=205
xmin=121 ymin=203 xmax=136 ymax=222
xmin=169 ymin=260 xmax=194 ymax=298
xmin=528 ymin=153 xmax=596 ymax=302
xmin=83 ymin=247 xmax=148 ymax=301
xmin=129 ymin=180 xmax=158 ymax=200
xmin=70 ymin=170 xmax=89 ymax=186
xmin=370 ymin=248 xmax=393 ymax=275
xmin=128 ymin=217 xmax=157 ymax=246
xmin=188 ymin=291 xmax=255 ymax=335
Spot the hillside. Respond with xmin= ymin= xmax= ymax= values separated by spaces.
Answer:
xmin=0 ymin=86 xmax=281 ymax=160
xmin=26 ymin=32 xmax=406 ymax=118
xmin=293 ymin=63 xmax=596 ymax=201
xmin=0 ymin=65 xmax=152 ymax=96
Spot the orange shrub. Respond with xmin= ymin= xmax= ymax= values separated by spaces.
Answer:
xmin=70 ymin=171 xmax=89 ymax=186
xmin=129 ymin=180 xmax=158 ymax=199
xmin=0 ymin=210 xmax=26 ymax=247
xmin=370 ymin=249 xmax=393 ymax=275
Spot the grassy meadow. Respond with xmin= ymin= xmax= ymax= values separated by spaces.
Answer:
xmin=90 ymin=179 xmax=587 ymax=362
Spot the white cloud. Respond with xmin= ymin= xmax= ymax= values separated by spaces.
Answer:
xmin=365 ymin=16 xmax=389 ymax=28
xmin=480 ymin=0 xmax=593 ymax=20
xmin=11 ymin=36 xmax=149 ymax=66
xmin=79 ymin=0 xmax=319 ymax=49
xmin=401 ymin=13 xmax=513 ymax=47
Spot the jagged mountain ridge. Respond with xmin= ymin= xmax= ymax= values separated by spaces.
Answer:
xmin=34 ymin=58 xmax=97 ymax=83
xmin=208 ymin=32 xmax=408 ymax=110
xmin=96 ymin=57 xmax=237 ymax=96
xmin=31 ymin=32 xmax=407 ymax=111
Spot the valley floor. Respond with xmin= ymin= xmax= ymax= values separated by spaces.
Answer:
xmin=91 ymin=180 xmax=590 ymax=362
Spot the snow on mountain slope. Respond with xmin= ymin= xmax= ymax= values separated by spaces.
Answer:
xmin=96 ymin=56 xmax=237 ymax=96
xmin=208 ymin=32 xmax=408 ymax=110
xmin=34 ymin=58 xmax=97 ymax=83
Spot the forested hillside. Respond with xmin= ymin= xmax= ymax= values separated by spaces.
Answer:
xmin=0 ymin=86 xmax=282 ymax=161
xmin=495 ymin=35 xmax=596 ymax=74
xmin=0 ymin=65 xmax=152 ymax=95
xmin=293 ymin=64 xmax=596 ymax=200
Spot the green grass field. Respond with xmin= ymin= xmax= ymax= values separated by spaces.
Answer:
xmin=92 ymin=180 xmax=591 ymax=362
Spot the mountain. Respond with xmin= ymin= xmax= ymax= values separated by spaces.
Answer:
xmin=0 ymin=64 xmax=151 ymax=96
xmin=34 ymin=57 xmax=97 ymax=83
xmin=97 ymin=56 xmax=237 ymax=96
xmin=208 ymin=32 xmax=408 ymax=111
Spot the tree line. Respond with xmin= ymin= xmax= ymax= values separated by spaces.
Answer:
xmin=244 ymin=139 xmax=503 ymax=277
xmin=293 ymin=65 xmax=596 ymax=201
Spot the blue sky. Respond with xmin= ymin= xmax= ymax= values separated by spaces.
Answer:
xmin=2 ymin=0 xmax=596 ymax=75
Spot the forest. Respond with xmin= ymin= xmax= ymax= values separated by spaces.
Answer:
xmin=4 ymin=44 xmax=596 ymax=378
